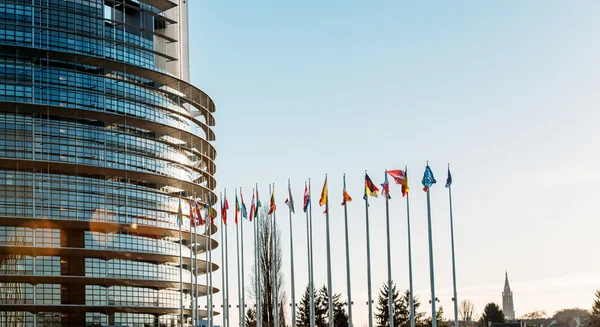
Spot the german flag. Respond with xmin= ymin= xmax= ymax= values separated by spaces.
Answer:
xmin=364 ymin=173 xmax=380 ymax=199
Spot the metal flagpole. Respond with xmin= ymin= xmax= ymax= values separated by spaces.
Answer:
xmin=268 ymin=183 xmax=273 ymax=327
xmin=190 ymin=199 xmax=196 ymax=326
xmin=255 ymin=209 xmax=261 ymax=327
xmin=256 ymin=184 xmax=263 ymax=327
xmin=225 ymin=189 xmax=232 ymax=327
xmin=383 ymin=170 xmax=394 ymax=327
xmin=209 ymin=203 xmax=215 ymax=327
xmin=273 ymin=183 xmax=279 ymax=327
xmin=447 ymin=165 xmax=459 ymax=327
xmin=405 ymin=170 xmax=415 ymax=327
xmin=241 ymin=188 xmax=247 ymax=327
xmin=236 ymin=189 xmax=243 ymax=327
xmin=206 ymin=209 xmax=211 ymax=326
xmin=308 ymin=179 xmax=315 ymax=327
xmin=179 ymin=198 xmax=184 ymax=327
xmin=342 ymin=174 xmax=353 ymax=327
xmin=288 ymin=179 xmax=297 ymax=327
xmin=324 ymin=176 xmax=334 ymax=327
xmin=425 ymin=165 xmax=437 ymax=327
xmin=364 ymin=172 xmax=374 ymax=327
xmin=220 ymin=193 xmax=227 ymax=327
xmin=304 ymin=182 xmax=313 ymax=327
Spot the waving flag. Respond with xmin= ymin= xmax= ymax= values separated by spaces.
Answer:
xmin=221 ymin=192 xmax=229 ymax=225
xmin=422 ymin=164 xmax=437 ymax=192
xmin=268 ymin=186 xmax=276 ymax=214
xmin=445 ymin=167 xmax=452 ymax=188
xmin=190 ymin=200 xmax=196 ymax=228
xmin=364 ymin=173 xmax=380 ymax=200
xmin=319 ymin=176 xmax=328 ymax=213
xmin=285 ymin=181 xmax=295 ymax=214
xmin=177 ymin=198 xmax=183 ymax=227
xmin=235 ymin=192 xmax=240 ymax=225
xmin=205 ymin=202 xmax=213 ymax=225
xmin=388 ymin=169 xmax=409 ymax=197
xmin=196 ymin=200 xmax=205 ymax=226
xmin=341 ymin=175 xmax=352 ymax=206
xmin=381 ymin=171 xmax=391 ymax=199
xmin=255 ymin=188 xmax=262 ymax=218
xmin=241 ymin=191 xmax=248 ymax=219
xmin=303 ymin=182 xmax=310 ymax=213
xmin=250 ymin=190 xmax=256 ymax=221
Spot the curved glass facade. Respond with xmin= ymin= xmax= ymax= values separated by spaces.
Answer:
xmin=0 ymin=0 xmax=217 ymax=326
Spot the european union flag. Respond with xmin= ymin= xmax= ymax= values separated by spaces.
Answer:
xmin=422 ymin=164 xmax=437 ymax=192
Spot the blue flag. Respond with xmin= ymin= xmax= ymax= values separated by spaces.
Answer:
xmin=445 ymin=168 xmax=452 ymax=188
xmin=422 ymin=164 xmax=437 ymax=192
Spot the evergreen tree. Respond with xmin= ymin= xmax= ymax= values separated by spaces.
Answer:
xmin=375 ymin=282 xmax=409 ymax=327
xmin=297 ymin=284 xmax=348 ymax=327
xmin=297 ymin=285 xmax=315 ymax=327
xmin=427 ymin=306 xmax=448 ymax=327
xmin=401 ymin=290 xmax=426 ymax=327
xmin=480 ymin=303 xmax=505 ymax=327
xmin=316 ymin=285 xmax=329 ymax=327
xmin=246 ymin=308 xmax=257 ymax=327
xmin=589 ymin=290 xmax=600 ymax=327
xmin=333 ymin=292 xmax=349 ymax=327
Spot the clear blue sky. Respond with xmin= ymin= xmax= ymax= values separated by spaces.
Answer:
xmin=189 ymin=1 xmax=600 ymax=325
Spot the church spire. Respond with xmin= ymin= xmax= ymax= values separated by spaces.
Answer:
xmin=502 ymin=271 xmax=515 ymax=320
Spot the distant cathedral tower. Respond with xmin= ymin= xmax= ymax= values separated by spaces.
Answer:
xmin=502 ymin=271 xmax=516 ymax=320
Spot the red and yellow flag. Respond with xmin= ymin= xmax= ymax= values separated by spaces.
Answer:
xmin=319 ymin=176 xmax=328 ymax=213
xmin=388 ymin=169 xmax=410 ymax=197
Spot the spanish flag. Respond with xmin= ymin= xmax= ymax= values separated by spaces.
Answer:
xmin=341 ymin=174 xmax=352 ymax=206
xmin=319 ymin=176 xmax=328 ymax=213
xmin=388 ymin=169 xmax=410 ymax=197
xmin=364 ymin=173 xmax=379 ymax=199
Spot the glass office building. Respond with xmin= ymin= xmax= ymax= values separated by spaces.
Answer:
xmin=0 ymin=0 xmax=218 ymax=326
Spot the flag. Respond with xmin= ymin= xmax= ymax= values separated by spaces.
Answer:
xmin=255 ymin=188 xmax=262 ymax=218
xmin=319 ymin=176 xmax=328 ymax=213
xmin=190 ymin=200 xmax=196 ymax=228
xmin=364 ymin=173 xmax=379 ymax=200
xmin=250 ymin=190 xmax=256 ymax=221
xmin=381 ymin=171 xmax=391 ymax=199
xmin=285 ymin=181 xmax=295 ymax=214
xmin=241 ymin=191 xmax=248 ymax=219
xmin=303 ymin=182 xmax=310 ymax=213
xmin=422 ymin=164 xmax=437 ymax=192
xmin=235 ymin=192 xmax=240 ymax=225
xmin=177 ymin=198 xmax=183 ymax=227
xmin=221 ymin=193 xmax=229 ymax=225
xmin=341 ymin=176 xmax=352 ymax=206
xmin=388 ymin=169 xmax=410 ymax=197
xmin=196 ymin=200 xmax=205 ymax=226
xmin=445 ymin=167 xmax=452 ymax=188
xmin=205 ymin=202 xmax=213 ymax=225
xmin=268 ymin=186 xmax=276 ymax=214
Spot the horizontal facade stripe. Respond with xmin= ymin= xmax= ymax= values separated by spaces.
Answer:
xmin=0 ymin=304 xmax=216 ymax=317
xmin=0 ymin=216 xmax=219 ymax=244
xmin=0 ymin=45 xmax=216 ymax=120
xmin=0 ymin=275 xmax=220 ymax=295
xmin=0 ymin=245 xmax=219 ymax=272
xmin=0 ymin=158 xmax=218 ymax=207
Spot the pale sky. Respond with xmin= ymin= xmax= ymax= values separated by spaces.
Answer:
xmin=188 ymin=1 xmax=600 ymax=326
